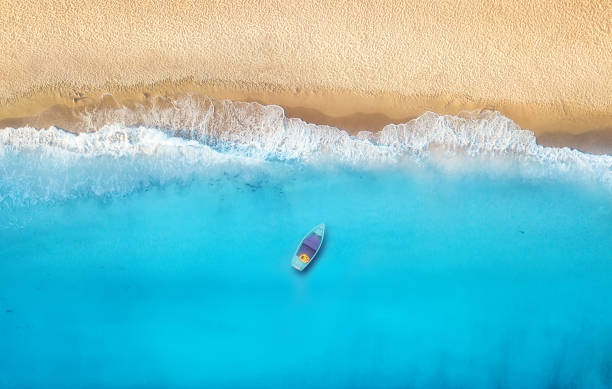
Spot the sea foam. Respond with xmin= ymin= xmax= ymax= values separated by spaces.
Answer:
xmin=1 ymin=97 xmax=611 ymax=206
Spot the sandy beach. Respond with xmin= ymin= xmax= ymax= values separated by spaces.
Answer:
xmin=0 ymin=0 xmax=610 ymax=151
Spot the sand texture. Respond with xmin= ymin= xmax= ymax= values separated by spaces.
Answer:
xmin=0 ymin=0 xmax=611 ymax=141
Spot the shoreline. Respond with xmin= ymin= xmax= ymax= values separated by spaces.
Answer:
xmin=1 ymin=0 xmax=610 ymax=153
xmin=0 ymin=80 xmax=611 ymax=154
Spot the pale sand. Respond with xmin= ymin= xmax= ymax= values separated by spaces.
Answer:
xmin=0 ymin=0 xmax=611 ymax=149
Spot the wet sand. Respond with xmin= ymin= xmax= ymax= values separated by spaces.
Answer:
xmin=0 ymin=1 xmax=610 ymax=151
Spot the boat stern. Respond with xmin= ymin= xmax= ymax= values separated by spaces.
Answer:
xmin=291 ymin=255 xmax=308 ymax=271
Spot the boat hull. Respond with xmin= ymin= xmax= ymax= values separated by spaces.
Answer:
xmin=291 ymin=224 xmax=325 ymax=271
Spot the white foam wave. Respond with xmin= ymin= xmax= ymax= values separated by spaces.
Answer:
xmin=73 ymin=95 xmax=611 ymax=171
xmin=1 ymin=98 xmax=611 ymax=206
xmin=0 ymin=126 xmax=261 ymax=206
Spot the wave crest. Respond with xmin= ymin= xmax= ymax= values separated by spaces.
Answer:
xmin=1 ymin=96 xmax=611 ymax=206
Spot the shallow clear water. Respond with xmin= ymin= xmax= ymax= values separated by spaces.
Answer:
xmin=2 ymin=106 xmax=612 ymax=388
xmin=1 ymin=164 xmax=612 ymax=388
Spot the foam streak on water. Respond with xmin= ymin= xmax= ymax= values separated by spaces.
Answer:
xmin=1 ymin=98 xmax=611 ymax=207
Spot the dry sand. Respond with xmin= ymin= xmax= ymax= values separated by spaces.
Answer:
xmin=0 ymin=0 xmax=611 ymax=150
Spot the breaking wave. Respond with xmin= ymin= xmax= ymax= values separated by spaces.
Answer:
xmin=1 ymin=96 xmax=611 ymax=207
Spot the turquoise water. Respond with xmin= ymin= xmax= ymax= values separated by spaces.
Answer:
xmin=2 ymin=166 xmax=612 ymax=388
xmin=1 ymin=109 xmax=612 ymax=388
